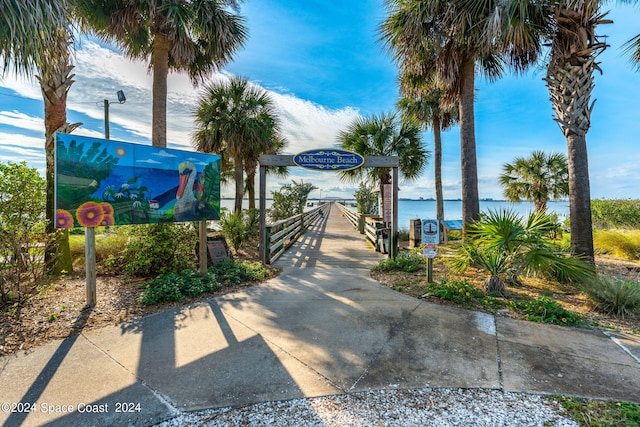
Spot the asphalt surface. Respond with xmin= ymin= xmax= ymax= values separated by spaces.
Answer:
xmin=1 ymin=204 xmax=639 ymax=427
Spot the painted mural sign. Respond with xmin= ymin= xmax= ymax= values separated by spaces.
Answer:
xmin=54 ymin=133 xmax=221 ymax=228
xmin=293 ymin=149 xmax=364 ymax=171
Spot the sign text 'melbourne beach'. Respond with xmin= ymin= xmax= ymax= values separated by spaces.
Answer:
xmin=293 ymin=149 xmax=365 ymax=172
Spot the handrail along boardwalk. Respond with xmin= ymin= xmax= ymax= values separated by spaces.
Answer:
xmin=273 ymin=203 xmax=384 ymax=269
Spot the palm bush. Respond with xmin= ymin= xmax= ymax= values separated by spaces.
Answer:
xmin=583 ymin=276 xmax=640 ymax=318
xmin=451 ymin=209 xmax=595 ymax=295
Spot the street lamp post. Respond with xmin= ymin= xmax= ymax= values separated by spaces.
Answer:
xmin=86 ymin=90 xmax=126 ymax=306
xmin=103 ymin=90 xmax=126 ymax=139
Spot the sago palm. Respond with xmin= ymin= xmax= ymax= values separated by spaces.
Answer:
xmin=452 ymin=209 xmax=595 ymax=295
xmin=76 ymin=0 xmax=247 ymax=147
xmin=499 ymin=151 xmax=568 ymax=213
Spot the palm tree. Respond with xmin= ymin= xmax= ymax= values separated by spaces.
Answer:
xmin=338 ymin=112 xmax=428 ymax=215
xmin=499 ymin=151 xmax=569 ymax=213
xmin=379 ymin=0 xmax=518 ymax=231
xmin=76 ymin=0 xmax=247 ymax=147
xmin=37 ymin=27 xmax=82 ymax=274
xmin=543 ymin=2 xmax=612 ymax=263
xmin=0 ymin=0 xmax=69 ymax=75
xmin=1 ymin=1 xmax=77 ymax=274
xmin=243 ymin=135 xmax=288 ymax=210
xmin=193 ymin=76 xmax=281 ymax=214
xmin=488 ymin=0 xmax=610 ymax=262
xmin=398 ymin=83 xmax=457 ymax=226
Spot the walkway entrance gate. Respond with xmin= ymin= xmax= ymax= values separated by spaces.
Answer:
xmin=258 ymin=154 xmax=399 ymax=264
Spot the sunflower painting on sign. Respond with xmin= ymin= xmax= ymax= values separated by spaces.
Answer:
xmin=54 ymin=133 xmax=221 ymax=228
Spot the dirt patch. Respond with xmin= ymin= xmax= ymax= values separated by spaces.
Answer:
xmin=372 ymin=250 xmax=640 ymax=334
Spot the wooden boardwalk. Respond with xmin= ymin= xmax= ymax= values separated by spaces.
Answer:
xmin=274 ymin=203 xmax=384 ymax=269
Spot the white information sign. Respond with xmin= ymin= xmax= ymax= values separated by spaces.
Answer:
xmin=422 ymin=244 xmax=437 ymax=259
xmin=421 ymin=219 xmax=440 ymax=245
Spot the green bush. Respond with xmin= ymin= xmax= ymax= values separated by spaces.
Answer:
xmin=373 ymin=251 xmax=425 ymax=273
xmin=583 ymin=276 xmax=640 ymax=318
xmin=139 ymin=270 xmax=219 ymax=305
xmin=209 ymin=259 xmax=269 ymax=285
xmin=138 ymin=260 xmax=270 ymax=305
xmin=219 ymin=209 xmax=260 ymax=252
xmin=122 ymin=224 xmax=197 ymax=277
xmin=426 ymin=279 xmax=484 ymax=305
xmin=510 ymin=296 xmax=584 ymax=326
xmin=425 ymin=279 xmax=506 ymax=310
xmin=591 ymin=199 xmax=640 ymax=229
xmin=0 ymin=162 xmax=48 ymax=303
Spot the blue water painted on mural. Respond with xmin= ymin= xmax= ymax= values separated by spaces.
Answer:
xmin=293 ymin=149 xmax=364 ymax=171
xmin=54 ymin=133 xmax=221 ymax=228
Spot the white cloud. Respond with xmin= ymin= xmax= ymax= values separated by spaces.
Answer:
xmin=0 ymin=111 xmax=44 ymax=133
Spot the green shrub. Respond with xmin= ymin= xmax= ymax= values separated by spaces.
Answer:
xmin=123 ymin=224 xmax=197 ymax=277
xmin=373 ymin=251 xmax=425 ymax=273
xmin=583 ymin=276 xmax=640 ymax=318
xmin=510 ymin=296 xmax=584 ymax=326
xmin=425 ymin=279 xmax=506 ymax=310
xmin=219 ymin=209 xmax=260 ymax=252
xmin=139 ymin=270 xmax=219 ymax=305
xmin=426 ymin=279 xmax=484 ymax=306
xmin=138 ymin=260 xmax=270 ymax=305
xmin=591 ymin=199 xmax=640 ymax=229
xmin=209 ymin=259 xmax=269 ymax=285
xmin=0 ymin=162 xmax=48 ymax=303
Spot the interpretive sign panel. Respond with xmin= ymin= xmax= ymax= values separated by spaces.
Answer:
xmin=421 ymin=219 xmax=440 ymax=245
xmin=293 ymin=149 xmax=364 ymax=172
xmin=55 ymin=133 xmax=221 ymax=227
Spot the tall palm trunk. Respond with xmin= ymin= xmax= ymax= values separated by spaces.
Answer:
xmin=151 ymin=34 xmax=170 ymax=148
xmin=459 ymin=57 xmax=480 ymax=233
xmin=544 ymin=2 xmax=608 ymax=264
xmin=433 ymin=113 xmax=444 ymax=226
xmin=38 ymin=60 xmax=81 ymax=274
xmin=566 ymin=133 xmax=594 ymax=261
xmin=233 ymin=154 xmax=244 ymax=213
xmin=433 ymin=113 xmax=446 ymax=244
xmin=244 ymin=158 xmax=258 ymax=210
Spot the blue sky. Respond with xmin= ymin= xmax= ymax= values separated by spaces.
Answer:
xmin=1 ymin=0 xmax=639 ymax=201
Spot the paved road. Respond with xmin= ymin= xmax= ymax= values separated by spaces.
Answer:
xmin=1 ymin=204 xmax=639 ymax=426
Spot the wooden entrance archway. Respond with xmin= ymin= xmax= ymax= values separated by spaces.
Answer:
xmin=258 ymin=154 xmax=399 ymax=264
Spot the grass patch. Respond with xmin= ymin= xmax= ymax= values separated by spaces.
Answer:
xmin=594 ymin=230 xmax=640 ymax=260
xmin=555 ymin=396 xmax=640 ymax=427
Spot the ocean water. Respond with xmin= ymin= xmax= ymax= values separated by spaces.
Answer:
xmin=221 ymin=198 xmax=570 ymax=229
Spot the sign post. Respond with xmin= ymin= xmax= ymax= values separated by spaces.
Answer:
xmin=421 ymin=219 xmax=440 ymax=283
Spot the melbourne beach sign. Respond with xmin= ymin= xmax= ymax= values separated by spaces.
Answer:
xmin=293 ymin=149 xmax=365 ymax=172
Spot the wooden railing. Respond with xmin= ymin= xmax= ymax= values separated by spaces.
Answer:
xmin=264 ymin=203 xmax=331 ymax=264
xmin=335 ymin=203 xmax=389 ymax=252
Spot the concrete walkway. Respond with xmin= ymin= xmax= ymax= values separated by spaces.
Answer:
xmin=1 ymin=204 xmax=639 ymax=426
